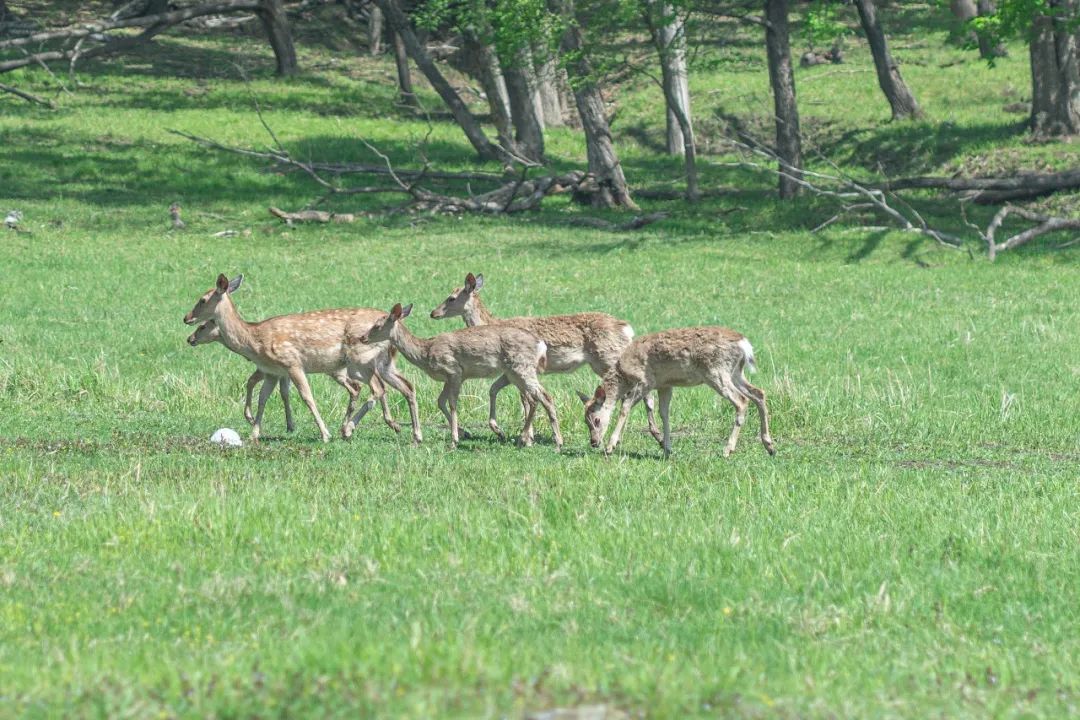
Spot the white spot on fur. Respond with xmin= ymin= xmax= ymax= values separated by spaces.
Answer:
xmin=622 ymin=324 xmax=635 ymax=340
xmin=536 ymin=341 xmax=547 ymax=362
xmin=738 ymin=338 xmax=757 ymax=372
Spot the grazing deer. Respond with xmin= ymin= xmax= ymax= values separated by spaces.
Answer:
xmin=360 ymin=303 xmax=562 ymax=450
xmin=581 ymin=327 xmax=776 ymax=458
xmin=183 ymin=274 xmax=420 ymax=444
xmin=429 ymin=272 xmax=661 ymax=443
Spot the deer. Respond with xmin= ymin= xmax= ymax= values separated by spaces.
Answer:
xmin=359 ymin=303 xmax=563 ymax=450
xmin=429 ymin=272 xmax=661 ymax=444
xmin=187 ymin=320 xmax=400 ymax=436
xmin=183 ymin=274 xmax=421 ymax=444
xmin=188 ymin=321 xmax=295 ymax=432
xmin=580 ymin=326 xmax=776 ymax=459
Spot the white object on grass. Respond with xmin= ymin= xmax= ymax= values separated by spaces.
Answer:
xmin=210 ymin=428 xmax=243 ymax=447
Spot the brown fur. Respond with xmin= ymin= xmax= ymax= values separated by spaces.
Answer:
xmin=429 ymin=273 xmax=660 ymax=442
xmin=361 ymin=303 xmax=562 ymax=450
xmin=584 ymin=326 xmax=776 ymax=458
xmin=183 ymin=274 xmax=420 ymax=444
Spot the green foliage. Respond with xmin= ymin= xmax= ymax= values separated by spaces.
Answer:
xmin=1 ymin=17 xmax=1080 ymax=718
xmin=802 ymin=0 xmax=850 ymax=50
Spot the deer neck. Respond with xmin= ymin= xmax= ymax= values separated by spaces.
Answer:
xmin=390 ymin=322 xmax=434 ymax=371
xmin=212 ymin=296 xmax=257 ymax=356
xmin=464 ymin=295 xmax=495 ymax=327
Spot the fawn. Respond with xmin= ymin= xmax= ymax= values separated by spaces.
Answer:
xmin=581 ymin=326 xmax=775 ymax=458
xmin=429 ymin=272 xmax=660 ymax=442
xmin=360 ymin=303 xmax=562 ymax=450
xmin=183 ymin=274 xmax=420 ymax=443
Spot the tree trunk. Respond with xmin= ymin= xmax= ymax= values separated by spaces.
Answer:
xmin=647 ymin=2 xmax=697 ymax=200
xmin=653 ymin=3 xmax=691 ymax=156
xmin=551 ymin=0 xmax=637 ymax=209
xmin=391 ymin=31 xmax=418 ymax=109
xmin=377 ymin=0 xmax=505 ymax=162
xmin=256 ymin=0 xmax=297 ymax=76
xmin=974 ymin=0 xmax=1006 ymax=58
xmin=367 ymin=5 xmax=383 ymax=56
xmin=764 ymin=0 xmax=802 ymax=198
xmin=460 ymin=32 xmax=514 ymax=151
xmin=0 ymin=0 xmax=9 ymax=21
xmin=501 ymin=46 xmax=546 ymax=162
xmin=1029 ymin=0 xmax=1080 ymax=136
xmin=535 ymin=50 xmax=564 ymax=127
xmin=853 ymin=0 xmax=922 ymax=119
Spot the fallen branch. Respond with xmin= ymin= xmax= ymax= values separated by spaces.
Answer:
xmin=566 ymin=212 xmax=670 ymax=231
xmin=881 ymin=169 xmax=1080 ymax=205
xmin=269 ymin=207 xmax=364 ymax=224
xmin=0 ymin=1 xmax=264 ymax=75
xmin=717 ymin=137 xmax=966 ymax=248
xmin=0 ymin=80 xmax=54 ymax=106
xmin=980 ymin=205 xmax=1080 ymax=260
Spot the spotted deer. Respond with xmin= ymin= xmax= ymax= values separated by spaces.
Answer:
xmin=187 ymin=320 xmax=296 ymax=433
xmin=581 ymin=327 xmax=776 ymax=458
xmin=360 ymin=303 xmax=562 ymax=450
xmin=183 ymin=274 xmax=420 ymax=444
xmin=187 ymin=320 xmax=401 ymax=436
xmin=429 ymin=272 xmax=660 ymax=442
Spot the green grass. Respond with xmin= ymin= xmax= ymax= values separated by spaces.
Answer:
xmin=2 ymin=5 xmax=1079 ymax=717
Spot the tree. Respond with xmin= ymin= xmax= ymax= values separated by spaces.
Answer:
xmin=550 ymin=0 xmax=638 ymax=208
xmin=460 ymin=32 xmax=515 ymax=150
xmin=256 ymin=0 xmax=298 ymax=76
xmin=644 ymin=1 xmax=698 ymax=200
xmin=376 ymin=0 xmax=509 ymax=162
xmin=972 ymin=0 xmax=1080 ymax=136
xmin=853 ymin=0 xmax=922 ymax=119
xmin=501 ymin=45 xmax=547 ymax=161
xmin=764 ymin=0 xmax=802 ymax=198
xmin=1029 ymin=0 xmax=1080 ymax=135
xmin=368 ymin=5 xmax=384 ymax=55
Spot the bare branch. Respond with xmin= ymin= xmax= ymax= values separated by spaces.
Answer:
xmin=0 ymin=80 xmax=55 ymax=107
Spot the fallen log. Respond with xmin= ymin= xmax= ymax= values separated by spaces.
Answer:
xmin=882 ymin=169 xmax=1080 ymax=205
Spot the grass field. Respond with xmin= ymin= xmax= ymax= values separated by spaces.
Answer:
xmin=2 ymin=5 xmax=1079 ymax=717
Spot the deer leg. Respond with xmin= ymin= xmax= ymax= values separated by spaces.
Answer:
xmin=605 ymin=396 xmax=639 ymax=456
xmin=510 ymin=377 xmax=541 ymax=448
xmin=250 ymin=375 xmax=278 ymax=442
xmin=279 ymin=376 xmax=295 ymax=432
xmin=657 ymin=386 xmax=673 ymax=458
xmin=734 ymin=374 xmax=776 ymax=456
xmin=288 ymin=367 xmax=331 ymax=443
xmin=707 ymin=374 xmax=748 ymax=458
xmin=487 ymin=374 xmax=511 ymax=441
xmin=331 ymin=370 xmax=364 ymax=439
xmin=381 ymin=367 xmax=421 ymax=444
xmin=519 ymin=378 xmax=561 ymax=452
xmin=444 ymin=380 xmax=463 ymax=449
xmin=369 ymin=372 xmax=401 ymax=434
xmin=644 ymin=392 xmax=663 ymax=444
xmin=244 ymin=371 xmax=264 ymax=425
xmin=341 ymin=371 xmax=376 ymax=441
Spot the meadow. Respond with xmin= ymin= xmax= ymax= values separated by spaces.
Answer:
xmin=1 ymin=6 xmax=1079 ymax=717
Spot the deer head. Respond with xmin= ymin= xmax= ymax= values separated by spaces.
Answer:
xmin=430 ymin=272 xmax=483 ymax=319
xmin=183 ymin=273 xmax=242 ymax=325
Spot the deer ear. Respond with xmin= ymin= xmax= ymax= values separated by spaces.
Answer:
xmin=216 ymin=274 xmax=229 ymax=292
xmin=465 ymin=273 xmax=476 ymax=291
xmin=400 ymin=303 xmax=413 ymax=318
xmin=593 ymin=386 xmax=606 ymax=403
xmin=390 ymin=303 xmax=402 ymax=320
xmin=227 ymin=274 xmax=243 ymax=294
xmin=473 ymin=273 xmax=484 ymax=291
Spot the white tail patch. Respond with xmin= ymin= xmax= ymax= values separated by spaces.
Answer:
xmin=536 ymin=340 xmax=548 ymax=372
xmin=622 ymin=324 xmax=635 ymax=341
xmin=738 ymin=338 xmax=757 ymax=372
